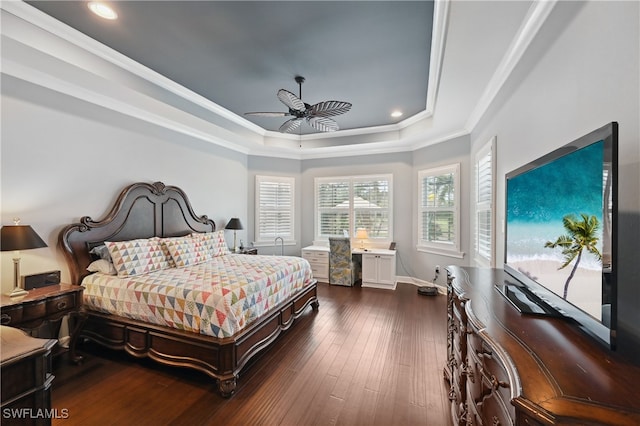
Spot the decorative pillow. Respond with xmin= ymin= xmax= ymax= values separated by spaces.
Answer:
xmin=87 ymin=259 xmax=117 ymax=275
xmin=106 ymin=238 xmax=170 ymax=277
xmin=192 ymin=230 xmax=229 ymax=259
xmin=163 ymin=236 xmax=206 ymax=267
xmin=158 ymin=236 xmax=188 ymax=268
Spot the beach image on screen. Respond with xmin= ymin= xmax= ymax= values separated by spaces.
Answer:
xmin=506 ymin=141 xmax=605 ymax=320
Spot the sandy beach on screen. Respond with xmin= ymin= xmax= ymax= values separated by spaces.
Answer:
xmin=509 ymin=259 xmax=602 ymax=320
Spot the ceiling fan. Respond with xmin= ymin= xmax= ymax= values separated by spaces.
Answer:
xmin=245 ymin=76 xmax=352 ymax=133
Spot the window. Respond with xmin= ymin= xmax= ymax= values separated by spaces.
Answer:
xmin=315 ymin=174 xmax=392 ymax=242
xmin=255 ymin=176 xmax=295 ymax=245
xmin=474 ymin=138 xmax=495 ymax=266
xmin=418 ymin=164 xmax=463 ymax=258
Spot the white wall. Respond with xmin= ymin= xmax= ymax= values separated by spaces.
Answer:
xmin=470 ymin=1 xmax=640 ymax=358
xmin=1 ymin=75 xmax=248 ymax=290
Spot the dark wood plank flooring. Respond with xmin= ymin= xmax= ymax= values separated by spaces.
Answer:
xmin=51 ymin=282 xmax=451 ymax=425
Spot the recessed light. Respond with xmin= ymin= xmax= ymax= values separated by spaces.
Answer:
xmin=88 ymin=2 xmax=118 ymax=20
xmin=391 ymin=110 xmax=403 ymax=118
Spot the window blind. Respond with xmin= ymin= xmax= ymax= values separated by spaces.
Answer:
xmin=256 ymin=176 xmax=294 ymax=243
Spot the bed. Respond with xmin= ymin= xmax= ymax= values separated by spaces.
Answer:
xmin=58 ymin=181 xmax=318 ymax=397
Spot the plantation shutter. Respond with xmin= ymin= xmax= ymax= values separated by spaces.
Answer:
xmin=256 ymin=176 xmax=294 ymax=243
xmin=474 ymin=138 xmax=495 ymax=266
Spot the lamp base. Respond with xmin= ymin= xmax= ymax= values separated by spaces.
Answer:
xmin=6 ymin=287 xmax=28 ymax=297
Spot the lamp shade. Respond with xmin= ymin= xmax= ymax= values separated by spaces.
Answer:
xmin=225 ymin=218 xmax=243 ymax=230
xmin=1 ymin=225 xmax=47 ymax=251
xmin=355 ymin=228 xmax=369 ymax=240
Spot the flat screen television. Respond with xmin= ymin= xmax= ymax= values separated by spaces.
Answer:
xmin=500 ymin=122 xmax=618 ymax=349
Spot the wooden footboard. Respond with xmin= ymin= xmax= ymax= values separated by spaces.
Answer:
xmin=77 ymin=281 xmax=318 ymax=397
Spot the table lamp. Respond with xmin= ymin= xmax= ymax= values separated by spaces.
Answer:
xmin=1 ymin=219 xmax=48 ymax=297
xmin=225 ymin=218 xmax=243 ymax=253
xmin=355 ymin=228 xmax=369 ymax=250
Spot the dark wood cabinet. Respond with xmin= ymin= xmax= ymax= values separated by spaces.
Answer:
xmin=1 ymin=327 xmax=57 ymax=426
xmin=445 ymin=266 xmax=640 ymax=425
xmin=1 ymin=285 xmax=84 ymax=362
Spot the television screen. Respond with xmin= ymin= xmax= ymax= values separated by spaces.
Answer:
xmin=503 ymin=122 xmax=617 ymax=348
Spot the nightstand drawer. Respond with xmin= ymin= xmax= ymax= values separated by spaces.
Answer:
xmin=21 ymin=300 xmax=48 ymax=324
xmin=46 ymin=293 xmax=76 ymax=314
xmin=0 ymin=305 xmax=23 ymax=326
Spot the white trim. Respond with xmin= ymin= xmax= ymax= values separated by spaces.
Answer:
xmin=416 ymin=245 xmax=465 ymax=259
xmin=417 ymin=163 xmax=462 ymax=255
xmin=396 ymin=275 xmax=447 ymax=295
xmin=425 ymin=0 xmax=450 ymax=117
xmin=465 ymin=0 xmax=558 ymax=130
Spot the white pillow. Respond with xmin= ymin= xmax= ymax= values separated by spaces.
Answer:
xmin=87 ymin=259 xmax=117 ymax=275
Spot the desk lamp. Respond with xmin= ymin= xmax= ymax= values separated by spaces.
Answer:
xmin=225 ymin=218 xmax=243 ymax=253
xmin=355 ymin=228 xmax=369 ymax=250
xmin=1 ymin=219 xmax=47 ymax=297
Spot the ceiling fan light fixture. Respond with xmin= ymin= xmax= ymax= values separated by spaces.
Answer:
xmin=245 ymin=76 xmax=351 ymax=134
xmin=88 ymin=2 xmax=118 ymax=20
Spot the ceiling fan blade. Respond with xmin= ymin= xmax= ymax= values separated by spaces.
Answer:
xmin=277 ymin=89 xmax=306 ymax=112
xmin=244 ymin=112 xmax=289 ymax=117
xmin=310 ymin=101 xmax=352 ymax=117
xmin=307 ymin=116 xmax=339 ymax=132
xmin=278 ymin=118 xmax=303 ymax=133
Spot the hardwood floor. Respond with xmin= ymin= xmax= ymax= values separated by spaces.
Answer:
xmin=51 ymin=282 xmax=451 ymax=425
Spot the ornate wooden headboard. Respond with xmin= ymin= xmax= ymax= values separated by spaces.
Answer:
xmin=58 ymin=181 xmax=215 ymax=285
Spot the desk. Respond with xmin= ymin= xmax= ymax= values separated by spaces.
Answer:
xmin=301 ymin=246 xmax=396 ymax=289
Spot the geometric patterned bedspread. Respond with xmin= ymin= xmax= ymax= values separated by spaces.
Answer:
xmin=81 ymin=254 xmax=314 ymax=338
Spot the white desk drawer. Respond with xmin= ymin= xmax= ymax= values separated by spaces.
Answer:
xmin=302 ymin=250 xmax=328 ymax=263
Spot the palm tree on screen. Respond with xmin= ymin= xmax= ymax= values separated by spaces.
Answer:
xmin=545 ymin=213 xmax=601 ymax=299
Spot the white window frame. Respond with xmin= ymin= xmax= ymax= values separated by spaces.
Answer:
xmin=417 ymin=163 xmax=464 ymax=258
xmin=314 ymin=174 xmax=393 ymax=245
xmin=474 ymin=137 xmax=496 ymax=267
xmin=255 ymin=175 xmax=296 ymax=246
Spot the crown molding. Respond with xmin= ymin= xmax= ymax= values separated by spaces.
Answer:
xmin=425 ymin=0 xmax=450 ymax=117
xmin=2 ymin=0 xmax=553 ymax=160
xmin=465 ymin=0 xmax=557 ymax=130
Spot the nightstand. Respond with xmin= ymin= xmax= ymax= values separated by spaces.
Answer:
xmin=0 ymin=285 xmax=84 ymax=363
xmin=1 ymin=326 xmax=57 ymax=426
xmin=237 ymin=248 xmax=258 ymax=255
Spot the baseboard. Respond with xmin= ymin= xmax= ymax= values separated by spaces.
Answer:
xmin=396 ymin=275 xmax=447 ymax=295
